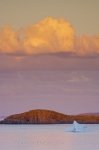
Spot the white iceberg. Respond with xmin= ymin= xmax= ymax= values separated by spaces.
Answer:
xmin=72 ymin=120 xmax=86 ymax=132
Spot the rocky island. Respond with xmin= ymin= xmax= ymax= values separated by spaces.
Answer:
xmin=0 ymin=109 xmax=99 ymax=124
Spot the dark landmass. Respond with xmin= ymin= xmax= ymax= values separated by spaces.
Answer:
xmin=0 ymin=109 xmax=99 ymax=124
xmin=79 ymin=112 xmax=99 ymax=116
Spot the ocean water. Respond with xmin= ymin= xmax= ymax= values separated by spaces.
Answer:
xmin=0 ymin=124 xmax=99 ymax=150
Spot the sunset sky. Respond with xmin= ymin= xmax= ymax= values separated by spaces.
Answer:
xmin=0 ymin=0 xmax=99 ymax=116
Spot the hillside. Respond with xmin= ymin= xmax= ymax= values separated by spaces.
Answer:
xmin=0 ymin=109 xmax=73 ymax=124
xmin=0 ymin=109 xmax=99 ymax=124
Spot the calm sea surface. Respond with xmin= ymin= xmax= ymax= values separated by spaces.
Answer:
xmin=0 ymin=124 xmax=99 ymax=150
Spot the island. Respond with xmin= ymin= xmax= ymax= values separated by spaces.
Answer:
xmin=0 ymin=109 xmax=99 ymax=124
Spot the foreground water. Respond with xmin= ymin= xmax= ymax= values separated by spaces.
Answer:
xmin=0 ymin=124 xmax=99 ymax=150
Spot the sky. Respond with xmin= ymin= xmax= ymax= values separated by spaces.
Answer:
xmin=0 ymin=0 xmax=99 ymax=35
xmin=0 ymin=0 xmax=99 ymax=116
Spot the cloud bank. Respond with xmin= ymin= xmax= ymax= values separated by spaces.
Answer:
xmin=0 ymin=17 xmax=99 ymax=56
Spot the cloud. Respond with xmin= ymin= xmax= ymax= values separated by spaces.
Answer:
xmin=22 ymin=17 xmax=75 ymax=54
xmin=0 ymin=17 xmax=99 ymax=57
xmin=75 ymin=35 xmax=99 ymax=56
xmin=67 ymin=74 xmax=91 ymax=83
xmin=0 ymin=25 xmax=20 ymax=54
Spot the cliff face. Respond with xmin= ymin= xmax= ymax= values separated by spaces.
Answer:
xmin=0 ymin=109 xmax=99 ymax=124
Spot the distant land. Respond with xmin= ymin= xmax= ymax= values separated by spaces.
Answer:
xmin=79 ymin=113 xmax=99 ymax=116
xmin=0 ymin=109 xmax=99 ymax=124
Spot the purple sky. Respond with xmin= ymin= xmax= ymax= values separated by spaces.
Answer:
xmin=0 ymin=54 xmax=99 ymax=116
